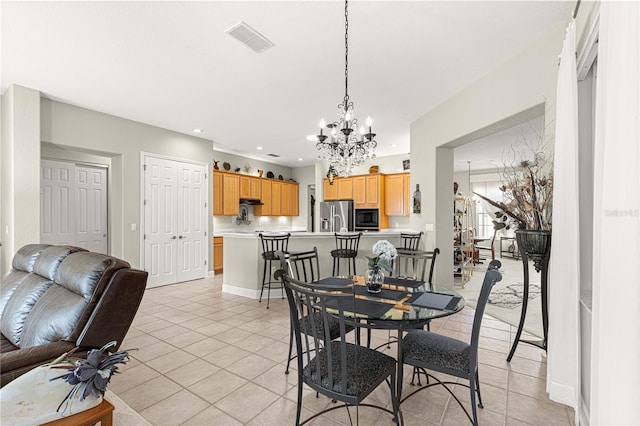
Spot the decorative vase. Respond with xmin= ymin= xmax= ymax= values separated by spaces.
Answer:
xmin=515 ymin=229 xmax=552 ymax=272
xmin=258 ymin=169 xmax=264 ymax=177
xmin=213 ymin=161 xmax=219 ymax=171
xmin=366 ymin=267 xmax=384 ymax=293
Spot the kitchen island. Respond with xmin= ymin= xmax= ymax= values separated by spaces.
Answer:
xmin=221 ymin=231 xmax=407 ymax=299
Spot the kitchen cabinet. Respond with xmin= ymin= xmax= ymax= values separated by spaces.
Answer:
xmin=213 ymin=236 xmax=223 ymax=273
xmin=255 ymin=180 xmax=272 ymax=216
xmin=240 ymin=176 xmax=262 ymax=200
xmin=354 ymin=174 xmax=383 ymax=209
xmin=285 ymin=182 xmax=299 ymax=216
xmin=385 ymin=173 xmax=410 ymax=216
xmin=323 ymin=178 xmax=338 ymax=200
xmin=403 ymin=173 xmax=411 ymax=215
xmin=213 ymin=172 xmax=223 ymax=216
xmin=281 ymin=182 xmax=291 ymax=216
xmin=222 ymin=172 xmax=240 ymax=216
xmin=324 ymin=177 xmax=353 ymax=201
xmin=337 ymin=177 xmax=353 ymax=200
xmin=272 ymin=181 xmax=282 ymax=216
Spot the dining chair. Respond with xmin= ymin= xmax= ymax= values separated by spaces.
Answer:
xmin=280 ymin=248 xmax=355 ymax=375
xmin=392 ymin=248 xmax=440 ymax=292
xmin=398 ymin=260 xmax=502 ymax=426
xmin=330 ymin=232 xmax=362 ymax=276
xmin=278 ymin=263 xmax=400 ymax=425
xmin=258 ymin=232 xmax=290 ymax=309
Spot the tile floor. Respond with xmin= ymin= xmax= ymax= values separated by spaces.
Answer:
xmin=110 ymin=275 xmax=575 ymax=425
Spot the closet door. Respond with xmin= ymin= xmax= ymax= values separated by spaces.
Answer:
xmin=41 ymin=160 xmax=108 ymax=252
xmin=76 ymin=165 xmax=108 ymax=254
xmin=144 ymin=157 xmax=179 ymax=287
xmin=143 ymin=156 xmax=208 ymax=288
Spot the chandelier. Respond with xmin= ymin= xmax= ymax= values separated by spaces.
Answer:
xmin=313 ymin=0 xmax=377 ymax=177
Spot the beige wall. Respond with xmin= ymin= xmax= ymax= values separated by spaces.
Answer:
xmin=1 ymin=85 xmax=41 ymax=276
xmin=410 ymin=24 xmax=565 ymax=289
xmin=40 ymin=98 xmax=214 ymax=269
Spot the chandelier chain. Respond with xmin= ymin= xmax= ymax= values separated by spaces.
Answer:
xmin=344 ymin=0 xmax=349 ymax=104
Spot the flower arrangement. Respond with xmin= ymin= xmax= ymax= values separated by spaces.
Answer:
xmin=474 ymin=128 xmax=553 ymax=231
xmin=50 ymin=341 xmax=129 ymax=413
xmin=366 ymin=240 xmax=398 ymax=273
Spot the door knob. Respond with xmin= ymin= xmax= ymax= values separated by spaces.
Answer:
xmin=179 ymin=236 xmax=185 ymax=239
xmin=171 ymin=236 xmax=177 ymax=239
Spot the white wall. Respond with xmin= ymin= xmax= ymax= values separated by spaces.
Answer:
xmin=292 ymin=165 xmax=315 ymax=230
xmin=39 ymin=97 xmax=214 ymax=269
xmin=1 ymin=85 xmax=41 ymax=276
xmin=410 ymin=25 xmax=564 ymax=289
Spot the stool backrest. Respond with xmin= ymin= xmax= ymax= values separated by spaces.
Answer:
xmin=259 ymin=233 xmax=291 ymax=257
xmin=333 ymin=232 xmax=362 ymax=255
xmin=400 ymin=232 xmax=423 ymax=251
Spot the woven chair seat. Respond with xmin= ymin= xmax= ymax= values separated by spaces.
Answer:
xmin=402 ymin=330 xmax=471 ymax=375
xmin=300 ymin=312 xmax=355 ymax=341
xmin=330 ymin=249 xmax=358 ymax=258
xmin=304 ymin=342 xmax=396 ymax=397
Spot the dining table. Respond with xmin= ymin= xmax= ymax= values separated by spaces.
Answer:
xmin=313 ymin=274 xmax=466 ymax=409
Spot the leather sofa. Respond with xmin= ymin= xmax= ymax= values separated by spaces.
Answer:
xmin=0 ymin=244 xmax=147 ymax=386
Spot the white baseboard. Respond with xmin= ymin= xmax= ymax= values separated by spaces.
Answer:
xmin=207 ymin=270 xmax=214 ymax=278
xmin=548 ymin=380 xmax=577 ymax=409
xmin=222 ymin=283 xmax=285 ymax=300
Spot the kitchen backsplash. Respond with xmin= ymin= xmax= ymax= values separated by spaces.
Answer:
xmin=213 ymin=205 xmax=295 ymax=233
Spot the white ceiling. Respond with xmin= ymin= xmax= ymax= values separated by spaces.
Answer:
xmin=0 ymin=1 xmax=572 ymax=168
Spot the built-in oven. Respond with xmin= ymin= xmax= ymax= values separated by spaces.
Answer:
xmin=355 ymin=208 xmax=379 ymax=231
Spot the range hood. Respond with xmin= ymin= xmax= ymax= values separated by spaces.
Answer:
xmin=239 ymin=198 xmax=263 ymax=205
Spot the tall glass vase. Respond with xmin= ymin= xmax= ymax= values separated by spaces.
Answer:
xmin=366 ymin=267 xmax=384 ymax=293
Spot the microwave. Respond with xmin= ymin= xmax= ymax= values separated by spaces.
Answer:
xmin=355 ymin=209 xmax=379 ymax=230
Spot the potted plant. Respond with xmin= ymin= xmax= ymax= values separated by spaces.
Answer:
xmin=365 ymin=240 xmax=397 ymax=293
xmin=473 ymin=139 xmax=553 ymax=271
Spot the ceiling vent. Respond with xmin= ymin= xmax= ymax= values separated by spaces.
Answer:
xmin=225 ymin=21 xmax=274 ymax=53
xmin=266 ymin=153 xmax=280 ymax=158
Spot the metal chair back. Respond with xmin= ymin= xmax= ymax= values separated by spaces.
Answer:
xmin=259 ymin=233 xmax=291 ymax=260
xmin=400 ymin=231 xmax=423 ymax=251
xmin=393 ymin=248 xmax=440 ymax=290
xmin=283 ymin=248 xmax=321 ymax=283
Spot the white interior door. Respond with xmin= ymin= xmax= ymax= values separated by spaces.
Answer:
xmin=144 ymin=156 xmax=207 ymax=288
xmin=144 ymin=157 xmax=178 ymax=287
xmin=176 ymin=162 xmax=206 ymax=282
xmin=41 ymin=160 xmax=108 ymax=252
xmin=76 ymin=165 xmax=108 ymax=253
xmin=41 ymin=160 xmax=75 ymax=245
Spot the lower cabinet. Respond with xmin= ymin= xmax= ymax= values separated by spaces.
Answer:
xmin=213 ymin=236 xmax=223 ymax=274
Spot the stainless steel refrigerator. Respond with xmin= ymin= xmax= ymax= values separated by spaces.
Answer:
xmin=319 ymin=200 xmax=354 ymax=232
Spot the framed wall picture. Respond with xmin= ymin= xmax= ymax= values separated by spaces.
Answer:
xmin=403 ymin=159 xmax=410 ymax=170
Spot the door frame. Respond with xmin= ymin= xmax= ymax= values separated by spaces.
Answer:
xmin=139 ymin=152 xmax=210 ymax=280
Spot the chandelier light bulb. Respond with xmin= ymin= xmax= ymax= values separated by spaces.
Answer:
xmin=366 ymin=116 xmax=373 ymax=127
xmin=319 ymin=119 xmax=326 ymax=128
xmin=359 ymin=126 xmax=365 ymax=135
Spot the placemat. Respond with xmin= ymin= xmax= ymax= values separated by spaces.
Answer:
xmin=326 ymin=298 xmax=395 ymax=319
xmin=405 ymin=292 xmax=461 ymax=312
xmin=314 ymin=277 xmax=354 ymax=289
xmin=383 ymin=276 xmax=426 ymax=289
xmin=353 ymin=285 xmax=407 ymax=301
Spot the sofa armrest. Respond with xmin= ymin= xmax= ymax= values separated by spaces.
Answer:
xmin=76 ymin=268 xmax=148 ymax=351
xmin=0 ymin=340 xmax=77 ymax=387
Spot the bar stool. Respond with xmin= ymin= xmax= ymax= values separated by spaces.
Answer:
xmin=259 ymin=232 xmax=290 ymax=309
xmin=331 ymin=232 xmax=362 ymax=276
xmin=400 ymin=231 xmax=423 ymax=251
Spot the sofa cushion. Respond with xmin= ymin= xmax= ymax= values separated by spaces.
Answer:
xmin=19 ymin=252 xmax=126 ymax=349
xmin=0 ymin=246 xmax=82 ymax=347
xmin=0 ymin=245 xmax=49 ymax=316
xmin=33 ymin=246 xmax=85 ymax=281
xmin=0 ymin=275 xmax=53 ymax=347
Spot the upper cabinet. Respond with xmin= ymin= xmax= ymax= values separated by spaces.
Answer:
xmin=213 ymin=172 xmax=223 ymax=216
xmin=385 ymin=173 xmax=410 ymax=216
xmin=222 ymin=173 xmax=240 ymax=216
xmin=323 ymin=177 xmax=353 ymax=201
xmin=214 ymin=171 xmax=299 ymax=217
xmin=354 ymin=174 xmax=384 ymax=209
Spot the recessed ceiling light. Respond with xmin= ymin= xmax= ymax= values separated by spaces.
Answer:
xmin=391 ymin=143 xmax=398 ymax=148
xmin=298 ymin=158 xmax=304 ymax=161
xmin=256 ymin=146 xmax=263 ymax=150
xmin=193 ymin=128 xmax=203 ymax=133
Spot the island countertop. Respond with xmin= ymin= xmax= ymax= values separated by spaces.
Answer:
xmin=220 ymin=230 xmax=413 ymax=299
